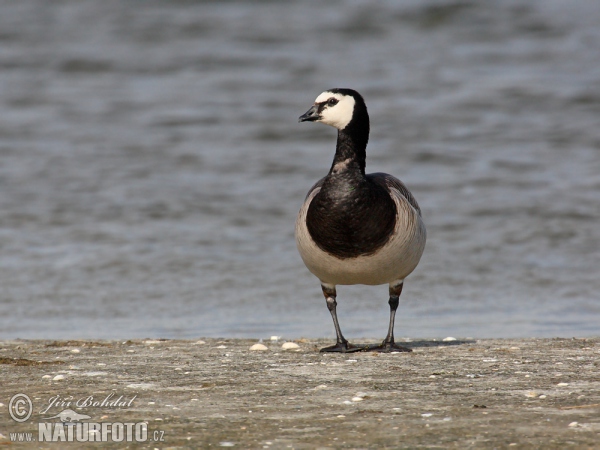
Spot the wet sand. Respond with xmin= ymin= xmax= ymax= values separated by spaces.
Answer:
xmin=1 ymin=337 xmax=599 ymax=448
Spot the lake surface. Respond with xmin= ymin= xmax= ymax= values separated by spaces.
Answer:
xmin=0 ymin=0 xmax=599 ymax=340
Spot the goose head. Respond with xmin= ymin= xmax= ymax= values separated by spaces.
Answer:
xmin=298 ymin=88 xmax=366 ymax=131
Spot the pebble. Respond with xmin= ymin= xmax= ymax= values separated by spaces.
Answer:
xmin=194 ymin=340 xmax=206 ymax=345
xmin=343 ymin=401 xmax=353 ymax=405
xmin=281 ymin=342 xmax=299 ymax=350
xmin=126 ymin=383 xmax=154 ymax=390
xmin=557 ymin=383 xmax=569 ymax=386
xmin=219 ymin=442 xmax=235 ymax=447
xmin=249 ymin=344 xmax=268 ymax=351
xmin=52 ymin=375 xmax=65 ymax=381
xmin=443 ymin=337 xmax=457 ymax=342
xmin=71 ymin=348 xmax=80 ymax=353
xmin=42 ymin=375 xmax=52 ymax=379
xmin=421 ymin=413 xmax=433 ymax=418
xmin=351 ymin=397 xmax=364 ymax=402
xmin=525 ymin=391 xmax=538 ymax=398
xmin=216 ymin=345 xmax=227 ymax=349
xmin=568 ymin=422 xmax=579 ymax=427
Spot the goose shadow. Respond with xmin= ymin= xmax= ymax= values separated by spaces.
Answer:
xmin=402 ymin=339 xmax=477 ymax=349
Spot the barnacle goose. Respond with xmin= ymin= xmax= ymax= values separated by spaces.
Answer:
xmin=296 ymin=88 xmax=426 ymax=353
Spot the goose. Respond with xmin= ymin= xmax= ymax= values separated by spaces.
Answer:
xmin=296 ymin=88 xmax=426 ymax=353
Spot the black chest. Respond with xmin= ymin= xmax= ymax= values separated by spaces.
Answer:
xmin=306 ymin=176 xmax=397 ymax=259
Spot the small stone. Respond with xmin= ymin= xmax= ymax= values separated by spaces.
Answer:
xmin=219 ymin=441 xmax=235 ymax=447
xmin=568 ymin=422 xmax=578 ymax=427
xmin=443 ymin=337 xmax=457 ymax=342
xmin=525 ymin=391 xmax=538 ymax=398
xmin=71 ymin=349 xmax=80 ymax=353
xmin=249 ymin=344 xmax=268 ymax=351
xmin=126 ymin=383 xmax=154 ymax=390
xmin=52 ymin=375 xmax=65 ymax=381
xmin=351 ymin=397 xmax=364 ymax=402
xmin=557 ymin=383 xmax=569 ymax=386
xmin=343 ymin=401 xmax=353 ymax=405
xmin=195 ymin=340 xmax=206 ymax=345
xmin=281 ymin=342 xmax=300 ymax=350
xmin=539 ymin=395 xmax=547 ymax=399
xmin=216 ymin=345 xmax=227 ymax=349
xmin=42 ymin=375 xmax=52 ymax=379
xmin=421 ymin=413 xmax=433 ymax=418
xmin=337 ymin=415 xmax=345 ymax=418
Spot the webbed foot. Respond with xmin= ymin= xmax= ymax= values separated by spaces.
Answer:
xmin=365 ymin=341 xmax=412 ymax=353
xmin=320 ymin=342 xmax=367 ymax=353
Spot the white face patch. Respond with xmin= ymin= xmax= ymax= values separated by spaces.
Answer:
xmin=314 ymin=91 xmax=355 ymax=130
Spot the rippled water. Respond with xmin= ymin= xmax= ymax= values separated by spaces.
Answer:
xmin=1 ymin=0 xmax=599 ymax=339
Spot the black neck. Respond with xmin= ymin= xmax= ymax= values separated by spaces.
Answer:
xmin=329 ymin=109 xmax=369 ymax=176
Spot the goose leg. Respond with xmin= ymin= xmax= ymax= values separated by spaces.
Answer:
xmin=367 ymin=281 xmax=412 ymax=353
xmin=319 ymin=284 xmax=366 ymax=353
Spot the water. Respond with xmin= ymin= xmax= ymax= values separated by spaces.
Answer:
xmin=0 ymin=0 xmax=599 ymax=340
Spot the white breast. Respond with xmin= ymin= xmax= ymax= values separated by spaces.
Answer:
xmin=295 ymin=187 xmax=426 ymax=286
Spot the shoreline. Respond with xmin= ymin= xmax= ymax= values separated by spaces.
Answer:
xmin=1 ymin=337 xmax=599 ymax=448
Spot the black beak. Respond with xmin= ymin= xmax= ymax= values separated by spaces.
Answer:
xmin=298 ymin=104 xmax=320 ymax=123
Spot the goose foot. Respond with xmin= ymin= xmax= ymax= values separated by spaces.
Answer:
xmin=319 ymin=342 xmax=367 ymax=353
xmin=365 ymin=341 xmax=412 ymax=353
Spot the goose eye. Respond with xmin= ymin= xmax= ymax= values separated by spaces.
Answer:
xmin=327 ymin=98 xmax=338 ymax=106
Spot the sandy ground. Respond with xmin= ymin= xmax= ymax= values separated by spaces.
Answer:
xmin=1 ymin=337 xmax=599 ymax=449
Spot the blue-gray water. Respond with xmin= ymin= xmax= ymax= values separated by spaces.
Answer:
xmin=0 ymin=0 xmax=599 ymax=340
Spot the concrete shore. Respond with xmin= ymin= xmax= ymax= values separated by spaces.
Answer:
xmin=1 ymin=337 xmax=599 ymax=449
